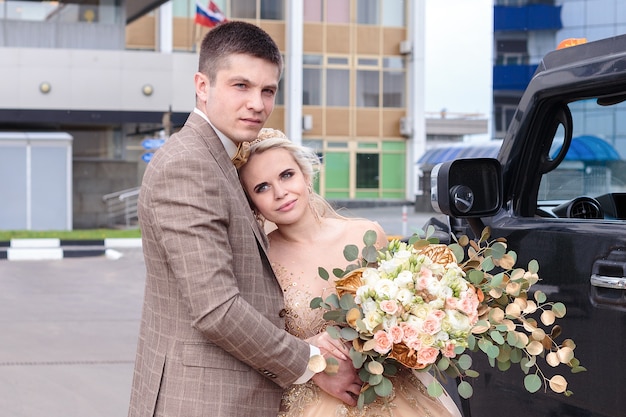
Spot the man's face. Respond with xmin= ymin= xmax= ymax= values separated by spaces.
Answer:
xmin=197 ymin=53 xmax=280 ymax=143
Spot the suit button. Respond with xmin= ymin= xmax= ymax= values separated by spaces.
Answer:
xmin=279 ymin=309 xmax=287 ymax=318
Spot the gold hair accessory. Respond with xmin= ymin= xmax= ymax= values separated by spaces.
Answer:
xmin=232 ymin=128 xmax=288 ymax=169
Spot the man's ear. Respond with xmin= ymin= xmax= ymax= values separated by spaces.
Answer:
xmin=194 ymin=72 xmax=209 ymax=102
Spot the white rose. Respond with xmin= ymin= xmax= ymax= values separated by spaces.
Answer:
xmin=374 ymin=279 xmax=399 ymax=299
xmin=361 ymin=268 xmax=381 ymax=286
xmin=394 ymin=270 xmax=415 ymax=289
xmin=396 ymin=288 xmax=414 ymax=306
xmin=363 ymin=310 xmax=384 ymax=332
xmin=444 ymin=309 xmax=471 ymax=333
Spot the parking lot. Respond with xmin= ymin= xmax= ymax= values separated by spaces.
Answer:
xmin=0 ymin=207 xmax=443 ymax=417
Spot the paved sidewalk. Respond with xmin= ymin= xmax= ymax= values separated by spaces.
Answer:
xmin=0 ymin=208 xmax=446 ymax=417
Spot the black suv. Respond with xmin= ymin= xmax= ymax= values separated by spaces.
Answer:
xmin=431 ymin=34 xmax=626 ymax=417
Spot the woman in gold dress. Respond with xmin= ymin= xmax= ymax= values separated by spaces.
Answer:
xmin=237 ymin=128 xmax=463 ymax=417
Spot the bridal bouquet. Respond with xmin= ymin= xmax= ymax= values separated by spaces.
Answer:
xmin=311 ymin=227 xmax=586 ymax=408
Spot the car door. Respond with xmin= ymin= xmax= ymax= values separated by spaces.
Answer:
xmin=462 ymin=95 xmax=626 ymax=417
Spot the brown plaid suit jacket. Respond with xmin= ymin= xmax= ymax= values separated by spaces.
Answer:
xmin=128 ymin=112 xmax=310 ymax=417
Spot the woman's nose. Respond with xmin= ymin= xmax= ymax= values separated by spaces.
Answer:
xmin=274 ymin=185 xmax=287 ymax=199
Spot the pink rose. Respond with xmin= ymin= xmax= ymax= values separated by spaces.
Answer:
xmin=399 ymin=322 xmax=420 ymax=342
xmin=388 ymin=325 xmax=404 ymax=344
xmin=406 ymin=338 xmax=423 ymax=351
xmin=432 ymin=310 xmax=446 ymax=320
xmin=416 ymin=346 xmax=439 ymax=365
xmin=379 ymin=300 xmax=399 ymax=315
xmin=442 ymin=341 xmax=456 ymax=358
xmin=373 ymin=330 xmax=393 ymax=354
xmin=459 ymin=291 xmax=479 ymax=316
xmin=445 ymin=297 xmax=459 ymax=310
xmin=422 ymin=316 xmax=442 ymax=335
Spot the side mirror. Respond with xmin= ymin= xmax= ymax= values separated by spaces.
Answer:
xmin=431 ymin=158 xmax=503 ymax=217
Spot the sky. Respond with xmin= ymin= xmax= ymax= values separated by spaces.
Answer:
xmin=424 ymin=0 xmax=493 ymax=119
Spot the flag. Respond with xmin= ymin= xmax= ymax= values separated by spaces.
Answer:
xmin=195 ymin=1 xmax=227 ymax=28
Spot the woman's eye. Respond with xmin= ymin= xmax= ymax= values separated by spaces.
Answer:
xmin=281 ymin=170 xmax=295 ymax=180
xmin=254 ymin=183 xmax=269 ymax=193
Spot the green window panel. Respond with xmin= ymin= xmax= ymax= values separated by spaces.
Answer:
xmin=381 ymin=153 xmax=405 ymax=189
xmin=356 ymin=190 xmax=379 ymax=198
xmin=324 ymin=151 xmax=349 ymax=197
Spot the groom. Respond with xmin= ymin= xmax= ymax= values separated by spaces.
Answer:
xmin=127 ymin=21 xmax=360 ymax=417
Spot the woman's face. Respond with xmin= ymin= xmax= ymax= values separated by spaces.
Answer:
xmin=240 ymin=147 xmax=309 ymax=226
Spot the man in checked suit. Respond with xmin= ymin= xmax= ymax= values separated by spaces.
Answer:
xmin=127 ymin=21 xmax=362 ymax=417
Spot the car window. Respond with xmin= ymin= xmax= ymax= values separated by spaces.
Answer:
xmin=537 ymin=98 xmax=626 ymax=219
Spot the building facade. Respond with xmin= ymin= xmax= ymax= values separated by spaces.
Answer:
xmin=1 ymin=0 xmax=487 ymax=229
xmin=493 ymin=0 xmax=626 ymax=139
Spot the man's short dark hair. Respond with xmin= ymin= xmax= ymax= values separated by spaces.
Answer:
xmin=198 ymin=21 xmax=283 ymax=84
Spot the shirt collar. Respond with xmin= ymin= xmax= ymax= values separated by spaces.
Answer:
xmin=193 ymin=107 xmax=238 ymax=159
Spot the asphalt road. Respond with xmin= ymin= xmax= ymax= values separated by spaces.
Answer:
xmin=0 ymin=207 xmax=446 ymax=417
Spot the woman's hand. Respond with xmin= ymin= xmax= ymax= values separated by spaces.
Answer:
xmin=306 ymin=331 xmax=350 ymax=361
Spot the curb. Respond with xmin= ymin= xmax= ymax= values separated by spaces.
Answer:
xmin=0 ymin=238 xmax=142 ymax=261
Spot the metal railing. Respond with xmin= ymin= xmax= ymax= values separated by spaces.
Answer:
xmin=102 ymin=186 xmax=140 ymax=228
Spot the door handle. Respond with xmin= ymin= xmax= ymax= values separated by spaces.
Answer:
xmin=590 ymin=250 xmax=626 ymax=310
xmin=591 ymin=274 xmax=626 ymax=289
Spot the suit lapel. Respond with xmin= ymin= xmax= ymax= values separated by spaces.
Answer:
xmin=186 ymin=113 xmax=272 ymax=255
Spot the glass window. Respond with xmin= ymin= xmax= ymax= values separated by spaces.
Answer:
xmin=303 ymin=54 xmax=322 ymax=106
xmin=304 ymin=0 xmax=322 ymax=22
xmin=3 ymin=0 xmax=121 ymax=24
xmin=357 ymin=0 xmax=379 ymax=25
xmin=382 ymin=0 xmax=404 ymax=27
xmin=357 ymin=70 xmax=380 ymax=107
xmin=261 ymin=0 xmax=283 ymax=20
xmin=383 ymin=70 xmax=405 ymax=107
xmin=328 ymin=57 xmax=349 ymax=65
xmin=326 ymin=69 xmax=350 ymax=106
xmin=326 ymin=0 xmax=349 ymax=23
xmin=303 ymin=68 xmax=322 ymax=105
xmin=231 ymin=0 xmax=255 ymax=19
xmin=356 ymin=153 xmax=379 ymax=188
xmin=358 ymin=58 xmax=379 ymax=66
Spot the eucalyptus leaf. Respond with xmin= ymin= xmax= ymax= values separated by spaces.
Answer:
xmin=497 ymin=360 xmax=511 ymax=371
xmin=458 ymin=380 xmax=474 ymax=399
xmin=482 ymin=257 xmax=495 ymax=272
xmin=340 ymin=327 xmax=359 ymax=340
xmin=351 ymin=350 xmax=366 ymax=368
xmin=490 ymin=330 xmax=505 ymax=345
xmin=528 ymin=259 xmax=539 ymax=274
xmin=362 ymin=245 xmax=379 ymax=263
xmin=374 ymin=377 xmax=393 ymax=397
xmin=468 ymin=269 xmax=484 ymax=285
xmin=363 ymin=230 xmax=378 ymax=246
xmin=343 ymin=244 xmax=359 ymax=262
xmin=310 ymin=296 xmax=322 ymax=309
xmin=465 ymin=369 xmax=480 ymax=378
xmin=333 ymin=268 xmax=345 ymax=278
xmin=339 ymin=293 xmax=357 ymax=310
xmin=524 ymin=374 xmax=542 ymax=393
xmin=437 ymin=357 xmax=450 ymax=371
xmin=427 ymin=380 xmax=444 ymax=398
xmin=325 ymin=326 xmax=341 ymax=339
xmin=369 ymin=373 xmax=383 ymax=386
xmin=362 ymin=385 xmax=377 ymax=405
xmin=322 ymin=310 xmax=344 ymax=322
xmin=456 ymin=354 xmax=472 ymax=371
xmin=448 ymin=243 xmax=465 ymax=264
xmin=318 ymin=267 xmax=329 ymax=281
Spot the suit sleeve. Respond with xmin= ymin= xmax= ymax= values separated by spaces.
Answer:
xmin=142 ymin=147 xmax=310 ymax=388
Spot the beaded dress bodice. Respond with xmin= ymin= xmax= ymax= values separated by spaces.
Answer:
xmin=272 ymin=263 xmax=461 ymax=417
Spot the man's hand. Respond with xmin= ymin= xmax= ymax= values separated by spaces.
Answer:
xmin=311 ymin=354 xmax=362 ymax=406
xmin=306 ymin=331 xmax=362 ymax=406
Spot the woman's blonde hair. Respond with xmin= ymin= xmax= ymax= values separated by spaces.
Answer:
xmin=237 ymin=128 xmax=343 ymax=223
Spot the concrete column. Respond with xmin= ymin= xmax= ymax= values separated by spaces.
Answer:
xmin=285 ymin=0 xmax=304 ymax=145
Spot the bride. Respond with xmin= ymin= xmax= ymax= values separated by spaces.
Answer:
xmin=237 ymin=128 xmax=463 ymax=417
